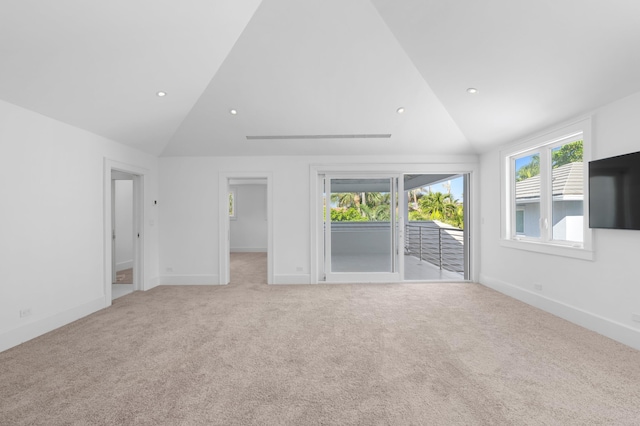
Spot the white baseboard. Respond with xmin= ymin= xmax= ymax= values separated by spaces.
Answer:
xmin=230 ymin=248 xmax=267 ymax=253
xmin=0 ymin=297 xmax=105 ymax=353
xmin=479 ymin=273 xmax=640 ymax=351
xmin=115 ymin=260 xmax=133 ymax=271
xmin=272 ymin=274 xmax=311 ymax=285
xmin=145 ymin=275 xmax=161 ymax=291
xmin=159 ymin=275 xmax=221 ymax=285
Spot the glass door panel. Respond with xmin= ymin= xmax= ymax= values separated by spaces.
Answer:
xmin=325 ymin=176 xmax=401 ymax=282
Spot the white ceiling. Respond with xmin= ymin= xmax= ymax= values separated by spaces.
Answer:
xmin=2 ymin=0 xmax=640 ymax=157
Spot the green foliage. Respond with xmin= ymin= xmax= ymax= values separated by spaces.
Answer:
xmin=552 ymin=140 xmax=583 ymax=168
xmin=330 ymin=207 xmax=368 ymax=222
xmin=409 ymin=210 xmax=430 ymax=221
xmin=419 ymin=192 xmax=455 ymax=217
xmin=360 ymin=204 xmax=390 ymax=221
xmin=516 ymin=141 xmax=583 ymax=182
xmin=415 ymin=191 xmax=463 ymax=229
xmin=516 ymin=155 xmax=540 ymax=182
xmin=329 ymin=189 xmax=464 ymax=229
xmin=330 ymin=191 xmax=391 ymax=222
xmin=331 ymin=192 xmax=361 ymax=209
xmin=450 ymin=204 xmax=464 ymax=229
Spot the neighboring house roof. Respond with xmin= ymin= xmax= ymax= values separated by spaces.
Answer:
xmin=516 ymin=162 xmax=583 ymax=200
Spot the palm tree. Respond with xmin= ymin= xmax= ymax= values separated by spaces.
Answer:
xmin=451 ymin=204 xmax=464 ymax=229
xmin=360 ymin=203 xmax=390 ymax=221
xmin=408 ymin=189 xmax=420 ymax=210
xmin=516 ymin=154 xmax=540 ymax=181
xmin=364 ymin=191 xmax=383 ymax=208
xmin=419 ymin=192 xmax=456 ymax=220
xmin=331 ymin=192 xmax=361 ymax=209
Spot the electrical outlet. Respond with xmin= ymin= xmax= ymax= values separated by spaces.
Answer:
xmin=296 ymin=266 xmax=303 ymax=272
xmin=166 ymin=267 xmax=174 ymax=273
xmin=534 ymin=283 xmax=543 ymax=292
xmin=632 ymin=313 xmax=640 ymax=323
xmin=19 ymin=308 xmax=32 ymax=318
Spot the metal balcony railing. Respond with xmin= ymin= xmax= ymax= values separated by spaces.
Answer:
xmin=405 ymin=224 xmax=464 ymax=274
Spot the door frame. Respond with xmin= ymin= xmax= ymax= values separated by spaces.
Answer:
xmin=104 ymin=159 xmax=147 ymax=306
xmin=111 ymin=179 xmax=117 ymax=281
xmin=310 ymin=163 xmax=479 ymax=284
xmin=218 ymin=171 xmax=274 ymax=285
xmin=323 ymin=173 xmax=404 ymax=283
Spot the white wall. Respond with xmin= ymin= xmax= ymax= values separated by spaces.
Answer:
xmin=158 ymin=155 xmax=478 ymax=285
xmin=479 ymin=91 xmax=640 ymax=350
xmin=0 ymin=99 xmax=159 ymax=352
xmin=230 ymin=184 xmax=267 ymax=252
xmin=115 ymin=180 xmax=134 ymax=270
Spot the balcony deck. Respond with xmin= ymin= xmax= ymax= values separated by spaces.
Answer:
xmin=330 ymin=253 xmax=464 ymax=281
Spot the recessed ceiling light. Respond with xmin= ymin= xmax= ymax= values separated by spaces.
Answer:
xmin=466 ymin=88 xmax=478 ymax=94
xmin=156 ymin=91 xmax=167 ymax=97
xmin=229 ymin=109 xmax=238 ymax=115
xmin=396 ymin=107 xmax=405 ymax=114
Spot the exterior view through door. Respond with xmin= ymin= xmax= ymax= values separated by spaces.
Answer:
xmin=325 ymin=176 xmax=401 ymax=283
xmin=321 ymin=173 xmax=469 ymax=282
xmin=403 ymin=173 xmax=468 ymax=281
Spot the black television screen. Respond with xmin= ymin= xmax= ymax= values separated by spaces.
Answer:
xmin=589 ymin=151 xmax=640 ymax=230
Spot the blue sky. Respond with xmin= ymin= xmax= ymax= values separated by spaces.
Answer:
xmin=421 ymin=175 xmax=464 ymax=202
xmin=515 ymin=153 xmax=537 ymax=172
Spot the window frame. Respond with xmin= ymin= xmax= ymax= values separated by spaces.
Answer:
xmin=500 ymin=117 xmax=593 ymax=260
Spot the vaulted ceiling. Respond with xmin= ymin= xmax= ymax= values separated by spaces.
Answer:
xmin=2 ymin=0 xmax=640 ymax=157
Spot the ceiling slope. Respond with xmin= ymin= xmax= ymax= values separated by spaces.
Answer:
xmin=0 ymin=0 xmax=262 ymax=155
xmin=162 ymin=0 xmax=472 ymax=156
xmin=371 ymin=0 xmax=640 ymax=152
xmin=3 ymin=1 xmax=639 ymax=157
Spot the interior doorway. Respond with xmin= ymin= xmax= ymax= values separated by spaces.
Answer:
xmin=111 ymin=171 xmax=135 ymax=299
xmin=104 ymin=160 xmax=145 ymax=305
xmin=228 ymin=179 xmax=268 ymax=284
xmin=218 ymin=172 xmax=274 ymax=285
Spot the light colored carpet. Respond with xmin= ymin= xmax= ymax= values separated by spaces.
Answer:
xmin=1 ymin=252 xmax=640 ymax=425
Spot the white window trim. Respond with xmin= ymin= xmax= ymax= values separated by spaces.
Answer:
xmin=500 ymin=117 xmax=593 ymax=260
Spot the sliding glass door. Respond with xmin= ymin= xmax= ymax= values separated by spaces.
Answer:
xmin=402 ymin=173 xmax=470 ymax=281
xmin=324 ymin=175 xmax=403 ymax=282
xmin=314 ymin=169 xmax=471 ymax=283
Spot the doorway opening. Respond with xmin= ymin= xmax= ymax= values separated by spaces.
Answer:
xmin=229 ymin=179 xmax=268 ymax=285
xmin=314 ymin=170 xmax=470 ymax=283
xmin=104 ymin=160 xmax=145 ymax=306
xmin=111 ymin=171 xmax=136 ymax=299
xmin=403 ymin=173 xmax=469 ymax=281
xmin=218 ymin=172 xmax=274 ymax=285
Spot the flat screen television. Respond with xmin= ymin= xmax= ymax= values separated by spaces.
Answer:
xmin=589 ymin=150 xmax=640 ymax=230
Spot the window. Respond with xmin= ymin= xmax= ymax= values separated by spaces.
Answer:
xmin=513 ymin=151 xmax=540 ymax=238
xmin=229 ymin=190 xmax=235 ymax=218
xmin=501 ymin=118 xmax=592 ymax=260
xmin=515 ymin=208 xmax=525 ymax=234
